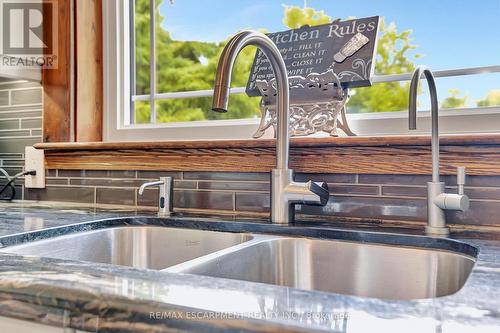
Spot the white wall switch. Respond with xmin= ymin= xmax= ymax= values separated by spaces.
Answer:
xmin=25 ymin=147 xmax=45 ymax=189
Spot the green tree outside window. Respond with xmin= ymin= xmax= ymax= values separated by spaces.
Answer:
xmin=132 ymin=1 xmax=496 ymax=124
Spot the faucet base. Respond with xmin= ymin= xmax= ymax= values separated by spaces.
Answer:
xmin=271 ymin=169 xmax=295 ymax=225
xmin=425 ymin=225 xmax=450 ymax=237
xmin=271 ymin=169 xmax=330 ymax=225
xmin=426 ymin=182 xmax=450 ymax=237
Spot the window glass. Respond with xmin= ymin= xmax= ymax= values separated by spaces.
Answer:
xmin=132 ymin=0 xmax=500 ymax=123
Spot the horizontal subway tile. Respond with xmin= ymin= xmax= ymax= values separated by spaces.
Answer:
xmin=298 ymin=196 xmax=427 ymax=222
xmin=136 ymin=171 xmax=182 ymax=180
xmin=0 ymin=130 xmax=31 ymax=137
xmin=0 ymin=119 xmax=19 ymax=130
xmin=96 ymin=188 xmax=136 ymax=205
xmin=31 ymin=129 xmax=42 ymax=136
xmin=383 ymin=184 xmax=500 ymax=200
xmin=69 ymin=178 xmax=195 ymax=190
xmin=25 ymin=187 xmax=94 ymax=204
xmin=0 ymin=167 xmax=23 ymax=176
xmin=359 ymin=174 xmax=431 ymax=185
xmin=69 ymin=177 xmax=196 ymax=190
xmin=295 ymin=173 xmax=357 ymax=184
xmin=58 ymin=170 xmax=136 ymax=178
xmin=20 ymin=118 xmax=42 ymax=129
xmin=235 ymin=192 xmax=270 ymax=212
xmin=137 ymin=188 xmax=158 ymax=207
xmin=175 ymin=190 xmax=234 ymax=211
xmin=463 ymin=187 xmax=500 ymax=201
xmin=183 ymin=172 xmax=268 ymax=182
xmin=0 ymin=178 xmax=23 ymax=186
xmin=198 ymin=181 xmax=269 ymax=192
xmin=329 ymin=184 xmax=379 ymax=196
xmin=443 ymin=175 xmax=500 ymax=187
xmin=11 ymin=88 xmax=42 ymax=105
xmin=0 ymin=153 xmax=23 ymax=159
xmin=0 ymin=137 xmax=39 ymax=153
xmin=447 ymin=201 xmax=500 ymax=226
xmin=363 ymin=174 xmax=500 ymax=188
xmin=0 ymin=110 xmax=42 ymax=119
xmin=138 ymin=186 xmax=208 ymax=208
xmin=382 ymin=186 xmax=427 ymax=198
xmin=174 ymin=180 xmax=197 ymax=189
xmin=1 ymin=159 xmax=25 ymax=167
xmin=0 ymin=91 xmax=9 ymax=105
xmin=0 ymin=81 xmax=41 ymax=90
xmin=46 ymin=178 xmax=69 ymax=185
xmin=70 ymin=178 xmax=145 ymax=188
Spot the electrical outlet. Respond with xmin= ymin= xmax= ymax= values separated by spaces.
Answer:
xmin=25 ymin=147 xmax=45 ymax=189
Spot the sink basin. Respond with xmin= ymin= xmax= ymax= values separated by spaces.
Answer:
xmin=2 ymin=223 xmax=476 ymax=300
xmin=169 ymin=237 xmax=476 ymax=300
xmin=2 ymin=226 xmax=253 ymax=270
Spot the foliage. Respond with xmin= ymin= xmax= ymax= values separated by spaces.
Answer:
xmin=134 ymin=1 xmax=422 ymax=122
xmin=477 ymin=90 xmax=500 ymax=107
xmin=348 ymin=20 xmax=420 ymax=113
xmin=140 ymin=0 xmax=500 ymax=123
xmin=282 ymin=4 xmax=331 ymax=28
xmin=134 ymin=0 xmax=259 ymax=123
xmin=135 ymin=2 xmax=500 ymax=123
xmin=440 ymin=89 xmax=468 ymax=109
xmin=279 ymin=5 xmax=420 ymax=113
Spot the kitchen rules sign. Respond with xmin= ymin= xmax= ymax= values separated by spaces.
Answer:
xmin=246 ymin=16 xmax=380 ymax=97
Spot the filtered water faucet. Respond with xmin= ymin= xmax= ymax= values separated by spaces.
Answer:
xmin=409 ymin=66 xmax=469 ymax=236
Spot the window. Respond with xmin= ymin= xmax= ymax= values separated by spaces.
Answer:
xmin=104 ymin=0 xmax=500 ymax=141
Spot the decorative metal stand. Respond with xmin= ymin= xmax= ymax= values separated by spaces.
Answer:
xmin=253 ymin=69 xmax=355 ymax=139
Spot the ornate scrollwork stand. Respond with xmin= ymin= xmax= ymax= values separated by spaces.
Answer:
xmin=253 ymin=69 xmax=355 ymax=139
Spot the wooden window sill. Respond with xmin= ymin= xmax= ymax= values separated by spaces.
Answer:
xmin=34 ymin=134 xmax=500 ymax=175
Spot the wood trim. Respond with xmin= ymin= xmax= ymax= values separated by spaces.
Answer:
xmin=42 ymin=0 xmax=72 ymax=142
xmin=33 ymin=134 xmax=500 ymax=151
xmin=42 ymin=0 xmax=104 ymax=143
xmin=35 ymin=135 xmax=500 ymax=175
xmin=75 ymin=0 xmax=103 ymax=142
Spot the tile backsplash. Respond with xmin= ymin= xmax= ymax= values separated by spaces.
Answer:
xmin=24 ymin=169 xmax=500 ymax=227
xmin=0 ymin=80 xmax=498 ymax=228
xmin=0 ymin=80 xmax=43 ymax=200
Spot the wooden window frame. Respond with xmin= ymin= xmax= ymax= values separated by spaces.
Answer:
xmin=42 ymin=0 xmax=103 ymax=143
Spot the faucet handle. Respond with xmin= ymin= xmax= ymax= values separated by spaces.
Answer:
xmin=433 ymin=167 xmax=469 ymax=212
xmin=456 ymin=167 xmax=466 ymax=195
xmin=310 ymin=182 xmax=330 ymax=206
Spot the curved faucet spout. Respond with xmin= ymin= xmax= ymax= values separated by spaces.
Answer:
xmin=409 ymin=66 xmax=440 ymax=182
xmin=212 ymin=30 xmax=329 ymax=224
xmin=211 ymin=30 xmax=290 ymax=170
xmin=408 ymin=66 xmax=469 ymax=236
xmin=139 ymin=180 xmax=163 ymax=196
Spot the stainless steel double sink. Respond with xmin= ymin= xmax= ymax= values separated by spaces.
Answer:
xmin=2 ymin=225 xmax=476 ymax=300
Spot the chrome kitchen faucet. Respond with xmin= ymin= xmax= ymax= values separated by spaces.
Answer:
xmin=409 ymin=66 xmax=470 ymax=236
xmin=211 ymin=30 xmax=329 ymax=224
xmin=139 ymin=177 xmax=173 ymax=217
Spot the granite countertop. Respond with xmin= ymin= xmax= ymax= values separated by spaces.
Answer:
xmin=0 ymin=203 xmax=498 ymax=332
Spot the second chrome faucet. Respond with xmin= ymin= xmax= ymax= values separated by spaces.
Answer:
xmin=212 ymin=30 xmax=329 ymax=224
xmin=409 ymin=66 xmax=470 ymax=236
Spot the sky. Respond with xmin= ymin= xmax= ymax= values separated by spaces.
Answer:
xmin=158 ymin=0 xmax=500 ymax=107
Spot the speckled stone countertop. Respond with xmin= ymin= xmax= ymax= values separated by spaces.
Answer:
xmin=0 ymin=203 xmax=498 ymax=332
